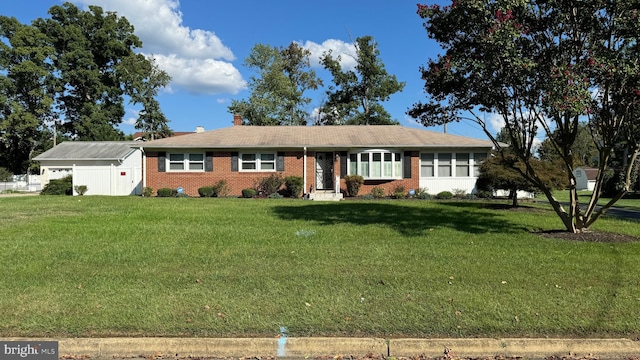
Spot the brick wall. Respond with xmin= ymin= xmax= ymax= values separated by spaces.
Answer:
xmin=146 ymin=150 xmax=317 ymax=196
xmin=146 ymin=150 xmax=421 ymax=197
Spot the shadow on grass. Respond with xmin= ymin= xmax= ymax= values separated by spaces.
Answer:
xmin=272 ymin=201 xmax=526 ymax=237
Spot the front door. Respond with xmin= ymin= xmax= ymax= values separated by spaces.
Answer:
xmin=315 ymin=152 xmax=334 ymax=190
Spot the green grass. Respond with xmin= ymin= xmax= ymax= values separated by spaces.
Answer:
xmin=1 ymin=196 xmax=639 ymax=338
xmin=541 ymin=189 xmax=640 ymax=211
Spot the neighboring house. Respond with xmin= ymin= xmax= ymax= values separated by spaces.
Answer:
xmin=140 ymin=115 xmax=496 ymax=199
xmin=34 ymin=141 xmax=142 ymax=196
xmin=573 ymin=166 xmax=598 ymax=191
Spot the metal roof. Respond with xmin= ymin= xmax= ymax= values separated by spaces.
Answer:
xmin=33 ymin=141 xmax=140 ymax=161
xmin=140 ymin=125 xmax=495 ymax=149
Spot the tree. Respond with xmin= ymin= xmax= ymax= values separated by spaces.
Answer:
xmin=229 ymin=42 xmax=322 ymax=125
xmin=409 ymin=1 xmax=640 ymax=233
xmin=33 ymin=2 xmax=145 ymax=140
xmin=318 ymin=35 xmax=405 ymax=125
xmin=122 ymin=55 xmax=172 ymax=140
xmin=0 ymin=16 xmax=54 ymax=174
xmin=538 ymin=122 xmax=598 ymax=168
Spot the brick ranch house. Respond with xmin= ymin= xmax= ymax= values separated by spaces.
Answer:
xmin=139 ymin=116 xmax=496 ymax=199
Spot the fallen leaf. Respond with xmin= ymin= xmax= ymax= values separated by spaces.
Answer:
xmin=217 ymin=312 xmax=226 ymax=318
xmin=204 ymin=305 xmax=210 ymax=310
xmin=196 ymin=279 xmax=202 ymax=284
xmin=455 ymin=310 xmax=462 ymax=316
xmin=305 ymin=302 xmax=311 ymax=307
xmin=77 ymin=283 xmax=82 ymax=289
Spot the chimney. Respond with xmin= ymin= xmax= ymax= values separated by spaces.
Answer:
xmin=195 ymin=126 xmax=204 ymax=133
xmin=233 ymin=114 xmax=243 ymax=126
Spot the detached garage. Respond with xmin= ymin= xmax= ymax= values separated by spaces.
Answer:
xmin=34 ymin=141 xmax=142 ymax=196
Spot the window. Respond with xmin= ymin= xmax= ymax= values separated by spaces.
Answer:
xmin=438 ymin=153 xmax=452 ymax=177
xmin=455 ymin=153 xmax=470 ymax=177
xmin=420 ymin=153 xmax=434 ymax=177
xmin=348 ymin=151 xmax=402 ymax=179
xmin=473 ymin=152 xmax=488 ymax=176
xmin=240 ymin=152 xmax=276 ymax=171
xmin=167 ymin=153 xmax=205 ymax=172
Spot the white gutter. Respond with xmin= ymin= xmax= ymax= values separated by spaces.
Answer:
xmin=141 ymin=147 xmax=146 ymax=190
xmin=303 ymin=146 xmax=307 ymax=197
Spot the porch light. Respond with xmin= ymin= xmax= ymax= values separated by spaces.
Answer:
xmin=334 ymin=153 xmax=340 ymax=161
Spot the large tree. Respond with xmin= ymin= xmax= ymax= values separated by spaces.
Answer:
xmin=229 ymin=42 xmax=322 ymax=126
xmin=0 ymin=16 xmax=54 ymax=174
xmin=33 ymin=2 xmax=145 ymax=140
xmin=122 ymin=55 xmax=172 ymax=140
xmin=409 ymin=0 xmax=640 ymax=233
xmin=318 ymin=35 xmax=405 ymax=125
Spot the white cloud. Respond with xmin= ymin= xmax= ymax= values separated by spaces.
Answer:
xmin=301 ymin=39 xmax=358 ymax=70
xmin=486 ymin=113 xmax=505 ymax=134
xmin=153 ymin=54 xmax=246 ymax=95
xmin=72 ymin=0 xmax=245 ymax=95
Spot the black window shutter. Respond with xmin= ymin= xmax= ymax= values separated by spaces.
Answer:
xmin=403 ymin=151 xmax=412 ymax=178
xmin=158 ymin=152 xmax=166 ymax=172
xmin=231 ymin=152 xmax=238 ymax=172
xmin=276 ymin=152 xmax=285 ymax=171
xmin=340 ymin=152 xmax=347 ymax=178
xmin=205 ymin=152 xmax=213 ymax=172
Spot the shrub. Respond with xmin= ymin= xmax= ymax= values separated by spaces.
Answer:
xmin=436 ymin=191 xmax=453 ymax=200
xmin=284 ymin=176 xmax=304 ymax=198
xmin=0 ymin=167 xmax=13 ymax=182
xmin=414 ymin=187 xmax=429 ymax=198
xmin=142 ymin=187 xmax=154 ymax=197
xmin=370 ymin=186 xmax=385 ymax=199
xmin=41 ymin=175 xmax=72 ymax=195
xmin=198 ymin=186 xmax=214 ymax=197
xmin=157 ymin=188 xmax=175 ymax=197
xmin=344 ymin=175 xmax=365 ymax=197
xmin=417 ymin=192 xmax=432 ymax=200
xmin=258 ymin=174 xmax=285 ymax=195
xmin=242 ymin=188 xmax=256 ymax=198
xmin=392 ymin=185 xmax=406 ymax=199
xmin=475 ymin=190 xmax=493 ymax=199
xmin=212 ymin=179 xmax=230 ymax=197
xmin=361 ymin=194 xmax=375 ymax=200
xmin=452 ymin=188 xmax=467 ymax=198
xmin=74 ymin=185 xmax=88 ymax=196
xmin=267 ymin=192 xmax=283 ymax=199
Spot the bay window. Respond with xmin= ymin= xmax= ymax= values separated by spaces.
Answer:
xmin=348 ymin=150 xmax=402 ymax=179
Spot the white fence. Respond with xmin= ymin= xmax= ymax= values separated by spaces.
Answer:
xmin=0 ymin=175 xmax=42 ymax=192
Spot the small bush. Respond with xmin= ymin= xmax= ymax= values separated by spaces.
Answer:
xmin=284 ymin=175 xmax=304 ymax=198
xmin=41 ymin=175 xmax=72 ymax=195
xmin=198 ymin=186 xmax=214 ymax=197
xmin=417 ymin=192 xmax=432 ymax=200
xmin=157 ymin=188 xmax=175 ymax=197
xmin=436 ymin=191 xmax=453 ymax=200
xmin=392 ymin=185 xmax=406 ymax=199
xmin=361 ymin=194 xmax=375 ymax=200
xmin=475 ymin=190 xmax=493 ymax=199
xmin=344 ymin=175 xmax=365 ymax=197
xmin=74 ymin=185 xmax=88 ymax=196
xmin=212 ymin=179 xmax=230 ymax=197
xmin=267 ymin=192 xmax=283 ymax=199
xmin=414 ymin=187 xmax=429 ymax=198
xmin=258 ymin=174 xmax=285 ymax=195
xmin=370 ymin=187 xmax=385 ymax=199
xmin=463 ymin=193 xmax=478 ymax=200
xmin=142 ymin=187 xmax=154 ymax=197
xmin=0 ymin=167 xmax=13 ymax=182
xmin=242 ymin=188 xmax=256 ymax=198
xmin=452 ymin=188 xmax=467 ymax=198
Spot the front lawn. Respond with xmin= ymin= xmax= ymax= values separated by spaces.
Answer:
xmin=1 ymin=196 xmax=639 ymax=338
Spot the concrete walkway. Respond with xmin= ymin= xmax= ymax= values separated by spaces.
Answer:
xmin=3 ymin=337 xmax=640 ymax=359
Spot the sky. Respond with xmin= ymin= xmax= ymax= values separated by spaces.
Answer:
xmin=0 ymin=0 xmax=499 ymax=140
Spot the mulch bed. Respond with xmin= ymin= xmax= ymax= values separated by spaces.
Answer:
xmin=536 ymin=230 xmax=639 ymax=243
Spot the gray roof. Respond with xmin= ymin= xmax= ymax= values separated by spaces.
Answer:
xmin=140 ymin=125 xmax=495 ymax=149
xmin=34 ymin=141 xmax=140 ymax=161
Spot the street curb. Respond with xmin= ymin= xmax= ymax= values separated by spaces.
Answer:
xmin=3 ymin=337 xmax=640 ymax=359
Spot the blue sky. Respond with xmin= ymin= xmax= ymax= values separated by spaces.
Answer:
xmin=0 ymin=0 xmax=498 ymax=140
